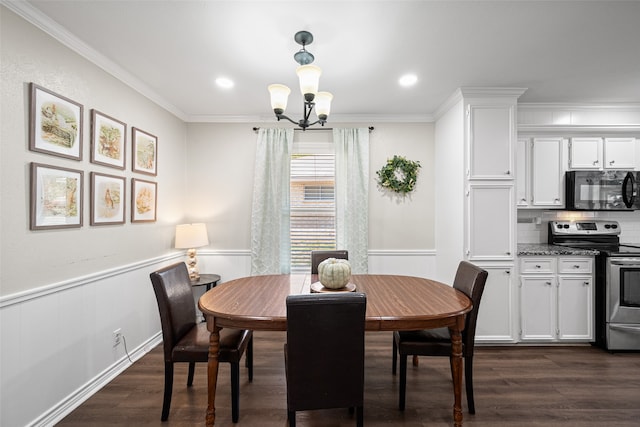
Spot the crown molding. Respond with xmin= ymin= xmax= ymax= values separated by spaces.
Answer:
xmin=2 ymin=0 xmax=189 ymax=121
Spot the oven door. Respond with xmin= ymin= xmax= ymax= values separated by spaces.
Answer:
xmin=606 ymin=257 xmax=640 ymax=349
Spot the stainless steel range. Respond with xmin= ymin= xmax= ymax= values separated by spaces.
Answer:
xmin=548 ymin=220 xmax=640 ymax=351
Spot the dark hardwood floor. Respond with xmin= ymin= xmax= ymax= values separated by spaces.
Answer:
xmin=58 ymin=331 xmax=640 ymax=427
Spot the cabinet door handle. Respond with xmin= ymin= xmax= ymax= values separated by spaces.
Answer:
xmin=573 ymin=265 xmax=581 ymax=269
xmin=584 ymin=281 xmax=590 ymax=286
xmin=545 ymin=281 xmax=552 ymax=286
xmin=610 ymin=160 xmax=615 ymax=165
xmin=535 ymin=265 xmax=541 ymax=268
xmin=505 ymin=170 xmax=511 ymax=175
xmin=506 ymin=251 xmax=511 ymax=255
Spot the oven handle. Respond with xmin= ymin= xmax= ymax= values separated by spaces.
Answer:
xmin=609 ymin=258 xmax=640 ymax=266
xmin=609 ymin=324 xmax=640 ymax=332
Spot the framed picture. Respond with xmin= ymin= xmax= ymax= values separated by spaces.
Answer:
xmin=90 ymin=172 xmax=125 ymax=225
xmin=132 ymin=127 xmax=157 ymax=175
xmin=131 ymin=178 xmax=157 ymax=222
xmin=30 ymin=162 xmax=83 ymax=230
xmin=90 ymin=110 xmax=126 ymax=169
xmin=29 ymin=83 xmax=83 ymax=160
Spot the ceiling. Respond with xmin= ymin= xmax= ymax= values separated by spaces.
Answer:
xmin=11 ymin=0 xmax=640 ymax=123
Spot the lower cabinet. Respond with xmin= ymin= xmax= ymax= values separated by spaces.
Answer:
xmin=519 ymin=256 xmax=594 ymax=342
xmin=475 ymin=264 xmax=517 ymax=343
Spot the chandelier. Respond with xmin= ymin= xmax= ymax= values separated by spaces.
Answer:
xmin=268 ymin=31 xmax=333 ymax=131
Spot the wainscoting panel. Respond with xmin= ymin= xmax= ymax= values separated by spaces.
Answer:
xmin=0 ymin=248 xmax=436 ymax=426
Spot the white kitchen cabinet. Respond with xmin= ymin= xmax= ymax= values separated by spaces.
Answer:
xmin=520 ymin=275 xmax=556 ymax=340
xmin=516 ymin=138 xmax=530 ymax=207
xmin=569 ymin=137 xmax=636 ymax=170
xmin=475 ymin=265 xmax=516 ymax=343
xmin=519 ymin=256 xmax=594 ymax=342
xmin=569 ymin=137 xmax=602 ymax=169
xmin=557 ymin=276 xmax=593 ymax=340
xmin=466 ymin=183 xmax=515 ymax=261
xmin=517 ymin=137 xmax=565 ymax=208
xmin=468 ymin=104 xmax=515 ymax=180
xmin=603 ymin=137 xmax=636 ymax=169
xmin=531 ymin=138 xmax=565 ymax=207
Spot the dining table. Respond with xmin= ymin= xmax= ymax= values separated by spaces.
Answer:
xmin=198 ymin=273 xmax=472 ymax=427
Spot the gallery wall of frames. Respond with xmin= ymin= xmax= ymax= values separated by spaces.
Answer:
xmin=28 ymin=82 xmax=158 ymax=230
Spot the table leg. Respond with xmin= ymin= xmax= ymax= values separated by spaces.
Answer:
xmin=449 ymin=317 xmax=465 ymax=427
xmin=205 ymin=317 xmax=221 ymax=427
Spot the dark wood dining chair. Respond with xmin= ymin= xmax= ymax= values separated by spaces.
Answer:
xmin=310 ymin=250 xmax=349 ymax=273
xmin=150 ymin=262 xmax=253 ymax=422
xmin=285 ymin=293 xmax=366 ymax=427
xmin=392 ymin=261 xmax=488 ymax=413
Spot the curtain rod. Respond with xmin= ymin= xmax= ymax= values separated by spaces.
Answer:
xmin=252 ymin=126 xmax=374 ymax=133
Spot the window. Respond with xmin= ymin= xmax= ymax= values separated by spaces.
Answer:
xmin=290 ymin=142 xmax=336 ymax=272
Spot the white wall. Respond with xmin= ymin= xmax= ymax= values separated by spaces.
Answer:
xmin=0 ymin=7 xmax=187 ymax=426
xmin=434 ymin=98 xmax=465 ymax=283
xmin=185 ymin=122 xmax=436 ymax=252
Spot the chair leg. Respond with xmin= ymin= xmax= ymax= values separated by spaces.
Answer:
xmin=231 ymin=362 xmax=240 ymax=423
xmin=187 ymin=361 xmax=196 ymax=387
xmin=161 ymin=362 xmax=174 ymax=421
xmin=246 ymin=335 xmax=254 ymax=382
xmin=399 ymin=354 xmax=407 ymax=411
xmin=356 ymin=405 xmax=363 ymax=427
xmin=465 ymin=355 xmax=475 ymax=414
xmin=288 ymin=410 xmax=296 ymax=427
xmin=392 ymin=337 xmax=397 ymax=375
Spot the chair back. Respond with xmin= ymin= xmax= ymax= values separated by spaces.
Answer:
xmin=452 ymin=261 xmax=488 ymax=355
xmin=310 ymin=250 xmax=349 ymax=274
xmin=150 ymin=262 xmax=198 ymax=362
xmin=285 ymin=292 xmax=366 ymax=412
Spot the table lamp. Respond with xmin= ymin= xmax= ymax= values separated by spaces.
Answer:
xmin=175 ymin=223 xmax=209 ymax=281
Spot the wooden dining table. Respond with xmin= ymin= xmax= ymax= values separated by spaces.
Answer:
xmin=198 ymin=274 xmax=472 ymax=427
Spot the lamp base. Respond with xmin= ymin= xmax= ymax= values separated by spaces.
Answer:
xmin=186 ymin=248 xmax=200 ymax=281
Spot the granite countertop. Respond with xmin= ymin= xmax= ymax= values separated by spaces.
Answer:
xmin=517 ymin=243 xmax=599 ymax=256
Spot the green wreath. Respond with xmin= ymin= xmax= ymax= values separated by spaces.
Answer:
xmin=376 ymin=155 xmax=421 ymax=194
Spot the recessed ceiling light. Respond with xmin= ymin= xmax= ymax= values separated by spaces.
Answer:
xmin=399 ymin=74 xmax=418 ymax=87
xmin=215 ymin=77 xmax=234 ymax=89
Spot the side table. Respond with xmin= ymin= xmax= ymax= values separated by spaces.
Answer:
xmin=191 ymin=273 xmax=221 ymax=292
xmin=191 ymin=274 xmax=221 ymax=322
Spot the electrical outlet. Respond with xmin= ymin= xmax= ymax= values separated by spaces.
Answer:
xmin=113 ymin=328 xmax=122 ymax=347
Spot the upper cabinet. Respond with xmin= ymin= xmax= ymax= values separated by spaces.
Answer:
xmin=468 ymin=104 xmax=516 ymax=180
xmin=569 ymin=137 xmax=637 ymax=170
xmin=517 ymin=137 xmax=565 ymax=209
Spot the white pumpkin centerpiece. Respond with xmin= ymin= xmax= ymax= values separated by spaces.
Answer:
xmin=318 ymin=258 xmax=351 ymax=289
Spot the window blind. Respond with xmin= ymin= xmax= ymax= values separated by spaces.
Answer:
xmin=290 ymin=151 xmax=336 ymax=272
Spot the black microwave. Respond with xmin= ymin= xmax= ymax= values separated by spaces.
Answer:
xmin=565 ymin=170 xmax=639 ymax=211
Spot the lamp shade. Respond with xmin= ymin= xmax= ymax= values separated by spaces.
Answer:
xmin=314 ymin=91 xmax=333 ymax=119
xmin=268 ymin=84 xmax=291 ymax=113
xmin=175 ymin=223 xmax=209 ymax=249
xmin=296 ymin=64 xmax=321 ymax=99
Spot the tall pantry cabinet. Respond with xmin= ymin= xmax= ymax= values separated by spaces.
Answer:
xmin=435 ymin=87 xmax=526 ymax=343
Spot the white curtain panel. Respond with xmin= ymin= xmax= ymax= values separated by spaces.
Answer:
xmin=333 ymin=128 xmax=370 ymax=273
xmin=250 ymin=128 xmax=294 ymax=275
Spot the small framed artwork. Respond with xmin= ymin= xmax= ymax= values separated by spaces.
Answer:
xmin=90 ymin=172 xmax=125 ymax=225
xmin=29 ymin=83 xmax=83 ymax=160
xmin=131 ymin=178 xmax=157 ymax=222
xmin=90 ymin=110 xmax=126 ymax=169
xmin=132 ymin=127 xmax=157 ymax=176
xmin=30 ymin=162 xmax=83 ymax=230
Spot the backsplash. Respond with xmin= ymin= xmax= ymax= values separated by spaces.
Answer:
xmin=517 ymin=210 xmax=640 ymax=244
